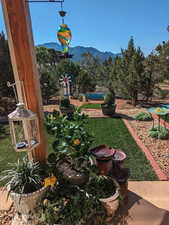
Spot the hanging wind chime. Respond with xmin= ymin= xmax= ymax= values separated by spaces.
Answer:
xmin=57 ymin=1 xmax=73 ymax=58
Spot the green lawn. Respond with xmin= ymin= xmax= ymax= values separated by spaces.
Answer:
xmin=87 ymin=118 xmax=157 ymax=181
xmin=0 ymin=125 xmax=54 ymax=186
xmin=80 ymin=103 xmax=101 ymax=109
xmin=0 ymin=118 xmax=157 ymax=185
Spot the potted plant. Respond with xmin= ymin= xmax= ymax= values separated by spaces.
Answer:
xmin=46 ymin=110 xmax=95 ymax=185
xmin=86 ymin=175 xmax=120 ymax=218
xmin=101 ymin=89 xmax=116 ymax=116
xmin=59 ymin=97 xmax=75 ymax=117
xmin=38 ymin=175 xmax=120 ymax=225
xmin=0 ymin=156 xmax=55 ymax=224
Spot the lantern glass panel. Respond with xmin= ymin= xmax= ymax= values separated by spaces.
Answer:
xmin=28 ymin=119 xmax=39 ymax=147
xmin=13 ymin=120 xmax=28 ymax=150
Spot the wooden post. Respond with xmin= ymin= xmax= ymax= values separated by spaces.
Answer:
xmin=1 ymin=0 xmax=47 ymax=162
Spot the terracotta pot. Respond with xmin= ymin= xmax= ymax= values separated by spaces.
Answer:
xmin=99 ymin=179 xmax=120 ymax=217
xmin=10 ymin=186 xmax=47 ymax=225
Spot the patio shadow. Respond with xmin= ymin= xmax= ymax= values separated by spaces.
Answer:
xmin=111 ymin=191 xmax=169 ymax=225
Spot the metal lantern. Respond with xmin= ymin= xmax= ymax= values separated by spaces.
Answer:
xmin=8 ymin=103 xmax=40 ymax=152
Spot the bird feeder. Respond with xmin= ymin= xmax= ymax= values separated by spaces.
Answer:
xmin=8 ymin=103 xmax=40 ymax=152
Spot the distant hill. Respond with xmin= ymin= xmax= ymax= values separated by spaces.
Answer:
xmin=38 ymin=42 xmax=120 ymax=62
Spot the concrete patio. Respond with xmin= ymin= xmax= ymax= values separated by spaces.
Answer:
xmin=0 ymin=181 xmax=169 ymax=225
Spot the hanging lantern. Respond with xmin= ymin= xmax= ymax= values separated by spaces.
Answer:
xmin=8 ymin=103 xmax=40 ymax=152
xmin=57 ymin=24 xmax=72 ymax=53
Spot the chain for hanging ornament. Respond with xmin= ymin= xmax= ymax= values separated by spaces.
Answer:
xmin=7 ymin=81 xmax=28 ymax=109
xmin=26 ymin=0 xmax=64 ymax=3
xmin=59 ymin=1 xmax=66 ymax=24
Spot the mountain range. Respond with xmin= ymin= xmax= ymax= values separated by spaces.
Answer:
xmin=39 ymin=42 xmax=120 ymax=62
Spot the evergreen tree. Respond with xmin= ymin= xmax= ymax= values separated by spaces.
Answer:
xmin=0 ymin=31 xmax=14 ymax=98
xmin=110 ymin=37 xmax=145 ymax=105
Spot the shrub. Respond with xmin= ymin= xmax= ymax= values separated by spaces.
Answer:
xmin=160 ymin=90 xmax=169 ymax=99
xmin=78 ymin=94 xmax=86 ymax=102
xmin=0 ymin=124 xmax=5 ymax=136
xmin=104 ymin=91 xmax=115 ymax=105
xmin=60 ymin=97 xmax=70 ymax=108
xmin=38 ymin=182 xmax=107 ymax=225
xmin=148 ymin=126 xmax=169 ymax=139
xmin=134 ymin=112 xmax=153 ymax=121
xmin=78 ymin=95 xmax=83 ymax=102
xmin=154 ymin=88 xmax=169 ymax=99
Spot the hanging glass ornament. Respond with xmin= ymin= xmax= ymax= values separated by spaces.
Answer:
xmin=57 ymin=24 xmax=72 ymax=54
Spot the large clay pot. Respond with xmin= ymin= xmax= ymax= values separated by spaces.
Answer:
xmin=99 ymin=179 xmax=120 ymax=217
xmin=10 ymin=186 xmax=47 ymax=225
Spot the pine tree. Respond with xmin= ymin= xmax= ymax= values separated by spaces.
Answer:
xmin=110 ymin=37 xmax=144 ymax=105
xmin=0 ymin=31 xmax=14 ymax=98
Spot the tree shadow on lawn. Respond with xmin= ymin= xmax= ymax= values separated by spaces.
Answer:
xmin=112 ymin=113 xmax=134 ymax=121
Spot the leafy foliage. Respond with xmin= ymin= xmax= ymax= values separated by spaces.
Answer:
xmin=148 ymin=126 xmax=169 ymax=139
xmin=40 ymin=71 xmax=58 ymax=104
xmin=85 ymin=175 xmax=116 ymax=199
xmin=109 ymin=37 xmax=145 ymax=105
xmin=36 ymin=46 xmax=61 ymax=103
xmin=104 ymin=89 xmax=115 ymax=105
xmin=60 ymin=97 xmax=71 ymax=108
xmin=38 ymin=176 xmax=117 ymax=225
xmin=134 ymin=112 xmax=153 ymax=121
xmin=0 ymin=124 xmax=6 ymax=136
xmin=45 ymin=109 xmax=94 ymax=173
xmin=0 ymin=32 xmax=14 ymax=98
xmin=0 ymin=156 xmax=43 ymax=194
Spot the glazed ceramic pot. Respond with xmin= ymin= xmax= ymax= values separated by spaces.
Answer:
xmin=90 ymin=144 xmax=115 ymax=175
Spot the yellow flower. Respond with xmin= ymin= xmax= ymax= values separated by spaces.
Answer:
xmin=156 ymin=108 xmax=161 ymax=112
xmin=73 ymin=139 xmax=81 ymax=145
xmin=44 ymin=176 xmax=57 ymax=187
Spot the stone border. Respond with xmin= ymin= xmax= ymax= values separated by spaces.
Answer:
xmin=123 ymin=118 xmax=168 ymax=181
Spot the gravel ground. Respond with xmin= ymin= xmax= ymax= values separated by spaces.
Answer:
xmin=0 ymin=205 xmax=14 ymax=225
xmin=118 ymin=107 xmax=169 ymax=179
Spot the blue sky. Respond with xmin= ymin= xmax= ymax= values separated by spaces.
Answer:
xmin=0 ymin=0 xmax=169 ymax=55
